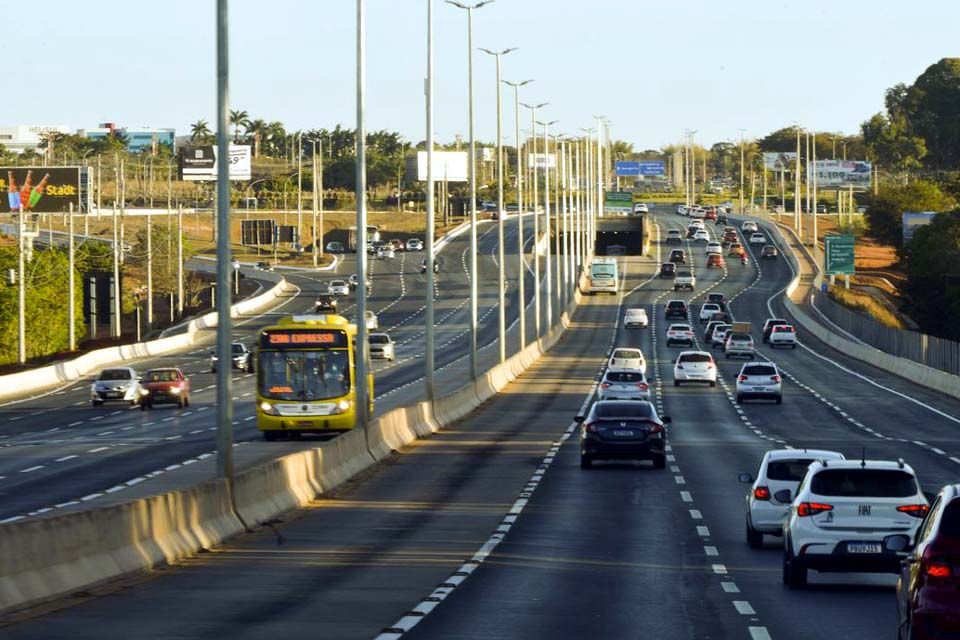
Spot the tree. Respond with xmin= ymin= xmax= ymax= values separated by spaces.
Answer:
xmin=229 ymin=109 xmax=249 ymax=143
xmin=897 ymin=210 xmax=960 ymax=339
xmin=863 ymin=180 xmax=956 ymax=246
xmin=757 ymin=126 xmax=802 ymax=152
xmin=902 ymin=59 xmax=960 ymax=169
xmin=861 ymin=112 xmax=926 ymax=173
xmin=190 ymin=120 xmax=213 ymax=143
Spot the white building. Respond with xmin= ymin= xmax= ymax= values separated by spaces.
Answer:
xmin=0 ymin=124 xmax=71 ymax=153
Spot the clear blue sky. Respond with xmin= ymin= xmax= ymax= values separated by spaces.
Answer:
xmin=10 ymin=0 xmax=959 ymax=151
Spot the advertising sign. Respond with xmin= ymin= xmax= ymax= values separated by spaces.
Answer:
xmin=824 ymin=234 xmax=855 ymax=275
xmin=413 ymin=151 xmax=468 ymax=182
xmin=527 ymin=153 xmax=557 ymax=170
xmin=762 ymin=152 xmax=798 ymax=171
xmin=179 ymin=145 xmax=252 ymax=181
xmin=0 ymin=167 xmax=81 ymax=214
xmin=241 ymin=219 xmax=275 ymax=245
xmin=814 ymin=160 xmax=872 ymax=189
xmin=902 ymin=211 xmax=938 ymax=242
xmin=603 ymin=191 xmax=633 ymax=213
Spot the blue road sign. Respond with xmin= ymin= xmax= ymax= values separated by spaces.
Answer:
xmin=638 ymin=161 xmax=665 ymax=176
xmin=615 ymin=161 xmax=640 ymax=177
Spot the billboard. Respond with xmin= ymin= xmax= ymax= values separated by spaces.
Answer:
xmin=902 ymin=211 xmax=937 ymax=242
xmin=604 ymin=191 xmax=633 ymax=213
xmin=814 ymin=160 xmax=872 ymax=189
xmin=0 ymin=167 xmax=81 ymax=214
xmin=413 ymin=151 xmax=468 ymax=182
xmin=241 ymin=219 xmax=274 ymax=245
xmin=527 ymin=153 xmax=557 ymax=170
xmin=824 ymin=234 xmax=855 ymax=276
xmin=762 ymin=152 xmax=798 ymax=171
xmin=179 ymin=145 xmax=252 ymax=181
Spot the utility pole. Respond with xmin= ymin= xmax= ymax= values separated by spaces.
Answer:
xmin=522 ymin=101 xmax=546 ymax=340
xmin=68 ymin=202 xmax=76 ymax=351
xmin=355 ymin=0 xmax=371 ymax=433
xmin=795 ymin=126 xmax=802 ymax=236
xmin=112 ymin=201 xmax=121 ymax=338
xmin=812 ymin=132 xmax=818 ymax=247
xmin=146 ymin=208 xmax=153 ymax=332
xmin=297 ymin=132 xmax=303 ymax=247
xmin=177 ymin=204 xmax=184 ymax=317
xmin=538 ymin=120 xmax=557 ymax=331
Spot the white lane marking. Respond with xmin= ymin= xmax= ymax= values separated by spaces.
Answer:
xmin=721 ymin=582 xmax=740 ymax=593
xmin=80 ymin=493 xmax=103 ymax=501
xmin=749 ymin=627 xmax=772 ymax=640
xmin=68 ymin=421 xmax=83 ymax=427
xmin=19 ymin=465 xmax=44 ymax=473
xmin=697 ymin=526 xmax=710 ymax=537
xmin=680 ymin=491 xmax=692 ymax=503
xmin=88 ymin=447 xmax=109 ymax=453
xmin=712 ymin=564 xmax=727 ymax=575
xmin=55 ymin=455 xmax=78 ymax=462
xmin=689 ymin=509 xmax=702 ymax=519
xmin=734 ymin=601 xmax=756 ymax=615
xmin=704 ymin=546 xmax=719 ymax=556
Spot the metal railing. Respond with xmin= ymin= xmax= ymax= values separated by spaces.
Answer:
xmin=813 ymin=289 xmax=960 ymax=376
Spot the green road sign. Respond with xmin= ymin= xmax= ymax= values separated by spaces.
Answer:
xmin=604 ymin=191 xmax=633 ymax=213
xmin=824 ymin=234 xmax=855 ymax=275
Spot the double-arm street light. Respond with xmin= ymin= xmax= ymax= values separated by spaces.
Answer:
xmin=521 ymin=101 xmax=547 ymax=341
xmin=479 ymin=45 xmax=515 ymax=364
xmin=446 ymin=0 xmax=493 ymax=380
xmin=503 ymin=78 xmax=532 ymax=351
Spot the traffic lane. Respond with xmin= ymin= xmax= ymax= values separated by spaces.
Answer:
xmin=0 ymin=285 xmax=620 ymax=639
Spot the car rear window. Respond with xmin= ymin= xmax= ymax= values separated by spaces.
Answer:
xmin=729 ymin=333 xmax=751 ymax=341
xmin=232 ymin=344 xmax=244 ymax=353
xmin=677 ymin=270 xmax=693 ymax=277
xmin=679 ymin=353 xmax=712 ymax=363
xmin=811 ymin=469 xmax=918 ymax=498
xmin=99 ymin=369 xmax=131 ymax=380
xmin=671 ymin=324 xmax=691 ymax=331
xmin=606 ymin=372 xmax=644 ymax=383
xmin=613 ymin=349 xmax=642 ymax=359
xmin=668 ymin=301 xmax=685 ymax=309
xmin=939 ymin=502 xmax=960 ymax=539
xmin=766 ymin=459 xmax=816 ymax=482
xmin=742 ymin=365 xmax=776 ymax=376
xmin=596 ymin=402 xmax=654 ymax=418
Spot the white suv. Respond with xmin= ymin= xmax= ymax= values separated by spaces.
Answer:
xmin=783 ymin=459 xmax=929 ymax=589
xmin=699 ymin=303 xmax=722 ymax=323
xmin=740 ymin=449 xmax=845 ymax=548
xmin=769 ymin=324 xmax=797 ymax=348
xmin=736 ymin=361 xmax=782 ymax=404
xmin=673 ymin=350 xmax=717 ymax=387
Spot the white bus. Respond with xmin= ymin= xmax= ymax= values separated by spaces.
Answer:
xmin=589 ymin=257 xmax=619 ymax=295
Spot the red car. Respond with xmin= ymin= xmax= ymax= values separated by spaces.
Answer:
xmin=896 ymin=484 xmax=960 ymax=639
xmin=706 ymin=254 xmax=724 ymax=269
xmin=140 ymin=367 xmax=191 ymax=410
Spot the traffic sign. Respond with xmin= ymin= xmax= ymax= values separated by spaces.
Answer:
xmin=615 ymin=161 xmax=640 ymax=177
xmin=638 ymin=161 xmax=665 ymax=176
xmin=824 ymin=234 xmax=855 ymax=275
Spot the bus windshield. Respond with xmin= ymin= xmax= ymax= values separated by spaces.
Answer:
xmin=259 ymin=350 xmax=351 ymax=401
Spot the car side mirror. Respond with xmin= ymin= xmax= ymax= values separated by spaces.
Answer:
xmin=573 ymin=415 xmax=585 ymax=424
xmin=737 ymin=472 xmax=753 ymax=484
xmin=884 ymin=534 xmax=912 ymax=553
xmin=661 ymin=416 xmax=671 ymax=424
xmin=773 ymin=489 xmax=792 ymax=503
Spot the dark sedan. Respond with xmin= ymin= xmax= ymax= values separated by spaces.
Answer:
xmin=577 ymin=400 xmax=671 ymax=469
xmin=315 ymin=293 xmax=338 ymax=312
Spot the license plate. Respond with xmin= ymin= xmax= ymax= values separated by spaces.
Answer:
xmin=106 ymin=392 xmax=119 ymax=398
xmin=847 ymin=542 xmax=882 ymax=554
xmin=752 ymin=386 xmax=768 ymax=391
xmin=296 ymin=420 xmax=313 ymax=427
xmin=612 ymin=430 xmax=634 ymax=437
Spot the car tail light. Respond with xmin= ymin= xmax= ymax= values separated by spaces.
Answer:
xmin=583 ymin=421 xmax=598 ymax=433
xmin=797 ymin=502 xmax=833 ymax=517
xmin=922 ymin=548 xmax=954 ymax=580
xmin=600 ymin=383 xmax=611 ymax=388
xmin=897 ymin=504 xmax=930 ymax=519
xmin=636 ymin=382 xmax=649 ymax=390
xmin=753 ymin=486 xmax=771 ymax=501
xmin=647 ymin=423 xmax=663 ymax=434
xmin=738 ymin=375 xmax=748 ymax=382
xmin=706 ymin=362 xmax=715 ymax=369
xmin=771 ymin=375 xmax=781 ymax=382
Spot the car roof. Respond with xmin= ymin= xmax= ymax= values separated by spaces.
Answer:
xmin=808 ymin=459 xmax=916 ymax=473
xmin=145 ymin=367 xmax=181 ymax=373
xmin=764 ymin=448 xmax=845 ymax=461
xmin=677 ymin=350 xmax=711 ymax=357
xmin=369 ymin=332 xmax=390 ymax=339
xmin=740 ymin=360 xmax=778 ymax=369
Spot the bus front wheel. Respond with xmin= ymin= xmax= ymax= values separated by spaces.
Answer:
xmin=262 ymin=431 xmax=280 ymax=442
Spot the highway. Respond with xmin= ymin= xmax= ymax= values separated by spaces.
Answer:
xmin=0 ymin=217 xmax=549 ymax=523
xmin=5 ymin=206 xmax=960 ymax=638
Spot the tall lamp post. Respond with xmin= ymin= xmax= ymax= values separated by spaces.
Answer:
xmin=425 ymin=0 xmax=436 ymax=401
xmin=479 ymin=46 xmax=515 ymax=364
xmin=503 ymin=78 xmax=532 ymax=351
xmin=536 ymin=119 xmax=557 ymax=330
xmin=446 ymin=0 xmax=493 ymax=380
xmin=522 ymin=101 xmax=547 ymax=340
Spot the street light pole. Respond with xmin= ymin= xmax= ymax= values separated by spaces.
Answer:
xmin=446 ymin=0 xmax=493 ymax=380
xmin=594 ymin=116 xmax=606 ymax=219
xmin=739 ymin=129 xmax=746 ymax=214
xmin=356 ymin=0 xmax=371 ymax=430
xmin=425 ymin=0 xmax=436 ymax=401
xmin=504 ymin=79 xmax=531 ymax=351
xmin=312 ymin=139 xmax=319 ymax=267
xmin=537 ymin=120 xmax=557 ymax=330
xmin=480 ymin=46 xmax=515 ymax=364
xmin=522 ymin=101 xmax=546 ymax=340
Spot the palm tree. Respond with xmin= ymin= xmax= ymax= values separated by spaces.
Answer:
xmin=190 ymin=120 xmax=212 ymax=142
xmin=245 ymin=119 xmax=268 ymax=157
xmin=230 ymin=109 xmax=249 ymax=143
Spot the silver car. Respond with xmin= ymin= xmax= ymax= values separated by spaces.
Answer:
xmin=597 ymin=369 xmax=650 ymax=401
xmin=328 ymin=280 xmax=350 ymax=296
xmin=368 ymin=333 xmax=395 ymax=361
xmin=90 ymin=367 xmax=142 ymax=407
xmin=735 ymin=361 xmax=782 ymax=404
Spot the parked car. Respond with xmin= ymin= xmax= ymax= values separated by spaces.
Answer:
xmin=735 ymin=361 xmax=782 ymax=404
xmin=210 ymin=342 xmax=253 ymax=373
xmin=623 ymin=308 xmax=649 ymax=329
xmin=90 ymin=367 xmax=142 ymax=407
xmin=139 ymin=367 xmax=191 ymax=409
xmin=577 ymin=400 xmax=670 ymax=469
xmin=673 ymin=350 xmax=717 ymax=387
xmin=738 ymin=449 xmax=845 ymax=548
xmin=368 ymin=333 xmax=395 ymax=361
xmin=783 ymin=459 xmax=928 ymax=589
xmin=769 ymin=324 xmax=797 ymax=348
xmin=895 ymin=483 xmax=960 ymax=638
xmin=666 ymin=323 xmax=695 ymax=347
xmin=659 ymin=262 xmax=676 ymax=278
xmin=597 ymin=369 xmax=650 ymax=401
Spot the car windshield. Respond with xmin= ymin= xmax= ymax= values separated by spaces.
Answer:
xmin=258 ymin=350 xmax=350 ymax=401
xmin=671 ymin=325 xmax=691 ymax=331
xmin=595 ymin=402 xmax=654 ymax=419
xmin=231 ymin=344 xmax=244 ymax=354
xmin=730 ymin=333 xmax=751 ymax=341
xmin=679 ymin=353 xmax=712 ymax=363
xmin=940 ymin=503 xmax=960 ymax=539
xmin=145 ymin=370 xmax=178 ymax=382
xmin=98 ymin=369 xmax=131 ymax=381
xmin=811 ymin=469 xmax=918 ymax=498
xmin=767 ymin=459 xmax=816 ymax=482
xmin=605 ymin=371 xmax=644 ymax=383
xmin=369 ymin=335 xmax=389 ymax=344
xmin=743 ymin=365 xmax=776 ymax=376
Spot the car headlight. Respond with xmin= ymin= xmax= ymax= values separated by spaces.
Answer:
xmin=332 ymin=400 xmax=352 ymax=414
xmin=170 ymin=387 xmax=182 ymax=394
xmin=259 ymin=401 xmax=279 ymax=416
xmin=140 ymin=388 xmax=150 ymax=395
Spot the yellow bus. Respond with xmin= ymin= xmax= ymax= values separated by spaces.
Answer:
xmin=255 ymin=314 xmax=373 ymax=440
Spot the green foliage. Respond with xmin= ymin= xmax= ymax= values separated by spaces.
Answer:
xmin=897 ymin=211 xmax=960 ymax=339
xmin=860 ymin=112 xmax=926 ymax=172
xmin=0 ymin=246 xmax=85 ymax=364
xmin=128 ymin=221 xmax=195 ymax=295
xmin=863 ymin=180 xmax=956 ymax=246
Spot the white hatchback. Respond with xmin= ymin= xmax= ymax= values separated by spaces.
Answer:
xmin=666 ymin=323 xmax=695 ymax=347
xmin=597 ymin=369 xmax=650 ymax=401
xmin=673 ymin=350 xmax=717 ymax=387
xmin=609 ymin=348 xmax=646 ymax=374
xmin=739 ymin=449 xmax=845 ymax=548
xmin=735 ymin=361 xmax=782 ymax=404
xmin=623 ymin=308 xmax=649 ymax=329
xmin=705 ymin=241 xmax=722 ymax=255
xmin=742 ymin=221 xmax=758 ymax=233
xmin=698 ymin=303 xmax=722 ymax=323
xmin=328 ymin=280 xmax=350 ymax=296
xmin=769 ymin=324 xmax=797 ymax=348
xmin=783 ymin=459 xmax=928 ymax=588
xmin=693 ymin=229 xmax=710 ymax=243
xmin=749 ymin=232 xmax=766 ymax=245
